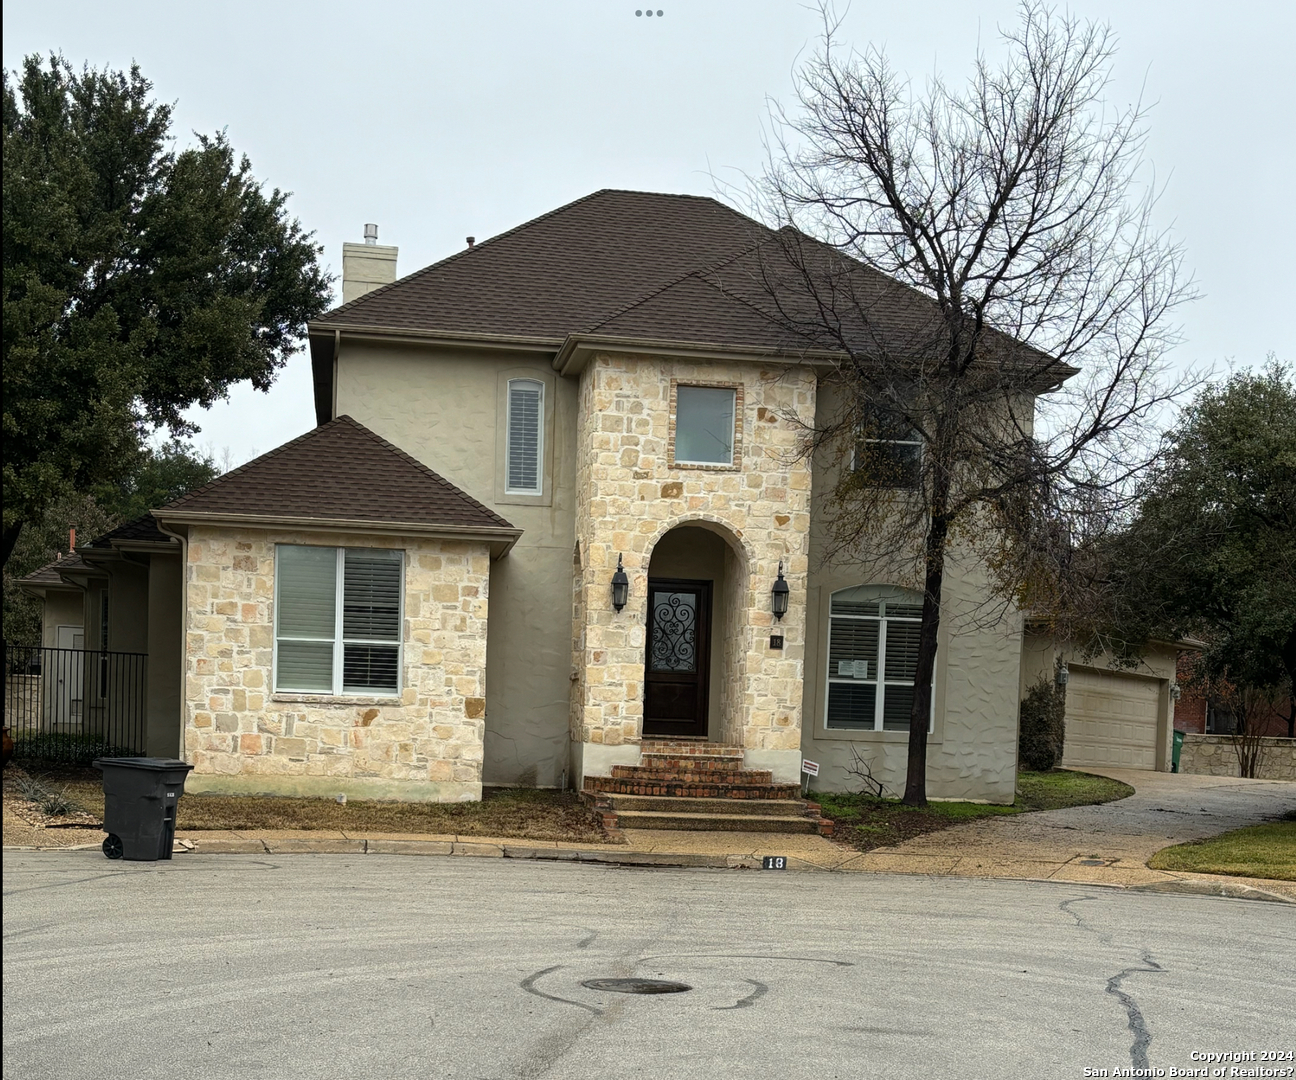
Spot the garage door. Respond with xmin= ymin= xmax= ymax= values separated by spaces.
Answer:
xmin=1061 ymin=669 xmax=1161 ymax=770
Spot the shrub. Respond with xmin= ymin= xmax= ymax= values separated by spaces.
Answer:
xmin=1018 ymin=672 xmax=1067 ymax=771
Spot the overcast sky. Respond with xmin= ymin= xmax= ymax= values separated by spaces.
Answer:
xmin=5 ymin=0 xmax=1292 ymax=466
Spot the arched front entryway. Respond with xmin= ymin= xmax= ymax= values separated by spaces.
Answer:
xmin=643 ymin=522 xmax=748 ymax=745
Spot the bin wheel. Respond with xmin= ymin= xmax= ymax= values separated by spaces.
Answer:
xmin=103 ymin=834 xmax=124 ymax=860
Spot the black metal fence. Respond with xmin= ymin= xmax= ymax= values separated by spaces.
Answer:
xmin=3 ymin=642 xmax=148 ymax=764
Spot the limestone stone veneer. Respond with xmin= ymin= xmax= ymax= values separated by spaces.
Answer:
xmin=182 ymin=526 xmax=491 ymax=801
xmin=569 ymin=353 xmax=817 ymax=785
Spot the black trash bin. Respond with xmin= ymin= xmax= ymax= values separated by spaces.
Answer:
xmin=93 ymin=757 xmax=194 ymax=861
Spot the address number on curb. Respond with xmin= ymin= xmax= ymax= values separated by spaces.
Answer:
xmin=762 ymin=856 xmax=787 ymax=870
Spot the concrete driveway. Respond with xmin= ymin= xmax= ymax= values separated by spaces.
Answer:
xmin=843 ymin=768 xmax=1296 ymax=892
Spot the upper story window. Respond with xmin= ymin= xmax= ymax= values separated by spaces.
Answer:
xmin=825 ymin=585 xmax=934 ymax=732
xmin=674 ymin=385 xmax=736 ymax=465
xmin=506 ymin=378 xmax=544 ymax=494
xmin=274 ymin=545 xmax=403 ymax=696
xmin=854 ymin=408 xmax=923 ymax=489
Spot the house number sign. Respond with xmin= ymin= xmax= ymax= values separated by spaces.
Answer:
xmin=762 ymin=856 xmax=787 ymax=870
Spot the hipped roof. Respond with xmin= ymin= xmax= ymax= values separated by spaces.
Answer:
xmin=154 ymin=415 xmax=518 ymax=551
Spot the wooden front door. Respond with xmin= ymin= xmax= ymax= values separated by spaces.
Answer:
xmin=643 ymin=579 xmax=711 ymax=738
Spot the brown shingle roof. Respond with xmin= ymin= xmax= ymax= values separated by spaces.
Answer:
xmin=314 ymin=190 xmax=774 ymax=343
xmin=87 ymin=514 xmax=173 ymax=547
xmin=16 ymin=551 xmax=94 ymax=588
xmin=156 ymin=416 xmax=515 ymax=533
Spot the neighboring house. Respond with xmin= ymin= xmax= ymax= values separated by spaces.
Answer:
xmin=1173 ymin=655 xmax=1294 ymax=739
xmin=17 ymin=189 xmax=1189 ymax=806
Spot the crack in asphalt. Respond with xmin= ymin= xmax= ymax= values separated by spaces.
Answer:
xmin=714 ymin=978 xmax=768 ymax=1010
xmin=1059 ymin=896 xmax=1167 ymax=1071
xmin=519 ymin=965 xmax=601 ymax=1016
xmin=1106 ymin=954 xmax=1165 ymax=1070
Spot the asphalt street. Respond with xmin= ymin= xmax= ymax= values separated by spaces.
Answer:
xmin=3 ymin=852 xmax=1293 ymax=1080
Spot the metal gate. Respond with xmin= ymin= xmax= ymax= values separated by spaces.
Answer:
xmin=3 ymin=642 xmax=148 ymax=763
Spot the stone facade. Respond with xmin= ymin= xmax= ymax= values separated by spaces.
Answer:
xmin=569 ymin=353 xmax=817 ymax=783
xmin=1179 ymin=734 xmax=1296 ymax=781
xmin=182 ymin=525 xmax=491 ymax=801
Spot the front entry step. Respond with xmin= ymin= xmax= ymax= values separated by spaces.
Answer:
xmin=613 ymin=810 xmax=824 ymax=834
xmin=583 ymin=742 xmax=832 ymax=837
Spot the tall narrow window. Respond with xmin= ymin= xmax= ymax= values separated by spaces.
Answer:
xmin=825 ymin=585 xmax=934 ymax=732
xmin=275 ymin=546 xmax=403 ymax=696
xmin=506 ymin=378 xmax=543 ymax=493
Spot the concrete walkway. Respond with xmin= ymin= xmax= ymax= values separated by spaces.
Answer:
xmin=7 ymin=768 xmax=1293 ymax=900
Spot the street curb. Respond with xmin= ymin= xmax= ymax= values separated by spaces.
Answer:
xmin=1125 ymin=879 xmax=1295 ymax=903
xmin=5 ymin=841 xmax=1292 ymax=900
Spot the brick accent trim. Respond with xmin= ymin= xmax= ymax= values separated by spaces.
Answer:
xmin=667 ymin=378 xmax=744 ymax=471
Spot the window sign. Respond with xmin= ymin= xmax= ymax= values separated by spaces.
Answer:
xmin=825 ymin=585 xmax=933 ymax=732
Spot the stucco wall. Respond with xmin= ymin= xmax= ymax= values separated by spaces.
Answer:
xmin=801 ymin=548 xmax=1025 ymax=804
xmin=795 ymin=379 xmax=1026 ymax=803
xmin=1179 ymin=735 xmax=1296 ymax=780
xmin=569 ymin=352 xmax=818 ymax=783
xmin=181 ymin=525 xmax=491 ymax=801
xmin=336 ymin=342 xmax=576 ymax=788
xmin=40 ymin=591 xmax=84 ymax=648
xmin=146 ymin=554 xmax=183 ymax=757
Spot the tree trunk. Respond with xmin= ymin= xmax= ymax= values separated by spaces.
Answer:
xmin=903 ymin=472 xmax=951 ymax=807
xmin=1 ymin=520 xmax=22 ymax=567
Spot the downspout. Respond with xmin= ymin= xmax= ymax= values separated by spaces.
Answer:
xmin=155 ymin=520 xmax=190 ymax=764
xmin=332 ymin=329 xmax=341 ymax=422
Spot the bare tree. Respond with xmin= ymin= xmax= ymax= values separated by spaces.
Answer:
xmin=749 ymin=3 xmax=1194 ymax=804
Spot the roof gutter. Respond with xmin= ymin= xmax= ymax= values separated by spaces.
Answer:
xmin=151 ymin=510 xmax=523 ymax=560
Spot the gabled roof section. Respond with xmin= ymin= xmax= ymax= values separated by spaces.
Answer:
xmin=155 ymin=416 xmax=517 ymax=546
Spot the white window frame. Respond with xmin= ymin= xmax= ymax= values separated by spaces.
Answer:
xmin=505 ymin=378 xmax=544 ymax=495
xmin=852 ymin=412 xmax=924 ymax=489
xmin=674 ymin=384 xmax=737 ymax=466
xmin=823 ymin=586 xmax=935 ymax=733
xmin=273 ymin=545 xmax=405 ymax=697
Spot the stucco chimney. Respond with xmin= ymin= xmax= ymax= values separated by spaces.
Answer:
xmin=341 ymin=224 xmax=398 ymax=305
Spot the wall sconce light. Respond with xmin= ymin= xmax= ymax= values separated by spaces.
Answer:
xmin=1056 ymin=662 xmax=1069 ymax=687
xmin=611 ymin=553 xmax=629 ymax=613
xmin=1170 ymin=681 xmax=1182 ymax=701
xmin=771 ymin=560 xmax=790 ymax=622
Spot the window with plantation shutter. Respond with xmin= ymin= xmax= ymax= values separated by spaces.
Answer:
xmin=825 ymin=586 xmax=934 ymax=732
xmin=274 ymin=545 xmax=403 ymax=696
xmin=506 ymin=379 xmax=543 ymax=493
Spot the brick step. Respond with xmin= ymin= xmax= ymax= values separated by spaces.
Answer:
xmin=610 ymin=766 xmax=773 ymax=784
xmin=635 ymin=756 xmax=750 ymax=772
xmin=607 ymin=795 xmax=811 ymax=816
xmin=586 ymin=778 xmax=800 ymax=800
xmin=640 ymin=741 xmax=744 ymax=758
xmin=613 ymin=810 xmax=825 ymax=834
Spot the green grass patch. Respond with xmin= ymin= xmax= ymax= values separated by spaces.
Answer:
xmin=1016 ymin=769 xmax=1133 ymax=810
xmin=1148 ymin=821 xmax=1296 ymax=881
xmin=814 ymin=769 xmax=1134 ymax=852
xmin=28 ymin=766 xmax=612 ymax=845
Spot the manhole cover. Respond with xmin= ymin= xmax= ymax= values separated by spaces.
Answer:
xmin=581 ymin=978 xmax=692 ymax=995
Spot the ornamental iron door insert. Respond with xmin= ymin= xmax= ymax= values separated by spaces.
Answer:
xmin=643 ymin=579 xmax=711 ymax=737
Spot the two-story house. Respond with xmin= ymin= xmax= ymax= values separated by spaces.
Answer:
xmin=19 ymin=190 xmax=1182 ymax=813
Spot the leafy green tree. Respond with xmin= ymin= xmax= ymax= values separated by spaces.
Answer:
xmin=2 ymin=54 xmax=332 ymax=565
xmin=1108 ymin=361 xmax=1296 ymax=736
xmin=2 ymin=441 xmax=218 ymax=642
xmin=96 ymin=439 xmax=219 ymax=524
